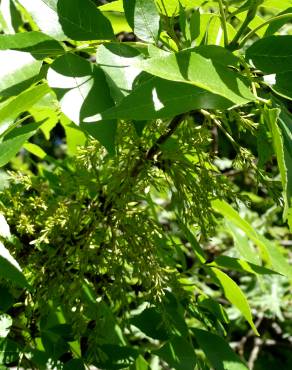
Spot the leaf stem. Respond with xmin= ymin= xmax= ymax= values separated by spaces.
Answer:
xmin=218 ymin=0 xmax=229 ymax=46
xmin=238 ymin=13 xmax=292 ymax=49
xmin=228 ymin=0 xmax=261 ymax=50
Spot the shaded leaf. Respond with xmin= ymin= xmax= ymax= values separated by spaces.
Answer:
xmin=130 ymin=307 xmax=169 ymax=340
xmin=155 ymin=336 xmax=196 ymax=370
xmin=137 ymin=51 xmax=254 ymax=105
xmin=96 ymin=43 xmax=143 ymax=103
xmin=193 ymin=329 xmax=249 ymax=370
xmin=95 ymin=76 xmax=234 ymax=121
xmin=246 ymin=35 xmax=292 ymax=74
xmin=209 ymin=255 xmax=280 ymax=275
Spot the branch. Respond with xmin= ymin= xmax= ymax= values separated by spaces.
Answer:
xmin=218 ymin=0 xmax=229 ymax=46
xmin=103 ymin=114 xmax=186 ymax=215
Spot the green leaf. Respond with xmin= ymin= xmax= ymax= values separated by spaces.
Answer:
xmin=155 ymin=336 xmax=196 ymax=370
xmin=123 ymin=0 xmax=160 ymax=43
xmin=195 ymin=13 xmax=236 ymax=47
xmin=225 ymin=220 xmax=260 ymax=264
xmin=0 ymin=84 xmax=50 ymax=138
xmin=47 ymin=53 xmax=116 ymax=154
xmin=95 ymin=76 xmax=234 ymax=121
xmin=208 ymin=255 xmax=280 ymax=275
xmin=130 ymin=355 xmax=149 ymax=370
xmin=155 ymin=0 xmax=199 ymax=16
xmin=63 ymin=359 xmax=85 ymax=370
xmin=246 ymin=35 xmax=292 ymax=74
xmin=130 ymin=307 xmax=169 ymax=340
xmin=177 ymin=219 xmax=207 ymax=263
xmin=56 ymin=0 xmax=114 ymax=41
xmin=193 ymin=329 xmax=249 ymax=370
xmin=18 ymin=0 xmax=66 ymax=40
xmin=0 ymin=285 xmax=14 ymax=312
xmin=197 ymin=296 xmax=229 ymax=324
xmin=0 ymin=122 xmax=41 ymax=167
xmin=18 ymin=0 xmax=114 ymax=41
xmin=0 ymin=31 xmax=64 ymax=59
xmin=136 ymin=51 xmax=254 ymax=105
xmin=212 ymin=199 xmax=292 ymax=279
xmin=60 ymin=115 xmax=87 ymax=156
xmin=209 ymin=267 xmax=259 ymax=335
xmin=0 ymin=241 xmax=30 ymax=289
xmin=0 ymin=338 xmax=20 ymax=365
xmin=263 ymin=107 xmax=292 ymax=216
xmin=96 ymin=43 xmax=143 ymax=103
xmin=193 ymin=45 xmax=240 ymax=67
xmin=0 ymin=50 xmax=42 ymax=98
xmin=272 ymin=71 xmax=292 ymax=101
xmin=0 ymin=0 xmax=22 ymax=34
xmin=264 ymin=7 xmax=292 ymax=36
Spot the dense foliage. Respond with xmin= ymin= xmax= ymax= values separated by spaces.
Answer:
xmin=0 ymin=0 xmax=291 ymax=369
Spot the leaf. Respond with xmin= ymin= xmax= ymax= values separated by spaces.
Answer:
xmin=130 ymin=355 xmax=149 ymax=370
xmin=63 ymin=359 xmax=85 ymax=370
xmin=0 ymin=123 xmax=40 ymax=167
xmin=225 ymin=220 xmax=260 ymax=264
xmin=47 ymin=53 xmax=116 ymax=154
xmin=0 ymin=285 xmax=14 ymax=312
xmin=155 ymin=0 xmax=200 ymax=16
xmin=193 ymin=45 xmax=240 ymax=67
xmin=0 ymin=241 xmax=30 ymax=289
xmin=195 ymin=13 xmax=236 ymax=47
xmin=209 ymin=267 xmax=259 ymax=335
xmin=0 ymin=84 xmax=50 ymax=137
xmin=263 ymin=107 xmax=292 ymax=216
xmin=208 ymin=255 xmax=280 ymax=275
xmin=123 ymin=0 xmax=160 ymax=42
xmin=0 ymin=0 xmax=22 ymax=34
xmin=155 ymin=336 xmax=197 ymax=370
xmin=193 ymin=329 xmax=249 ymax=370
xmin=130 ymin=307 xmax=169 ymax=340
xmin=96 ymin=43 xmax=143 ymax=103
xmin=264 ymin=7 xmax=292 ymax=36
xmin=18 ymin=0 xmax=66 ymax=40
xmin=180 ymin=7 xmax=200 ymax=46
xmin=0 ymin=50 xmax=42 ymax=98
xmin=273 ymin=71 xmax=292 ymax=101
xmin=94 ymin=76 xmax=235 ymax=121
xmin=56 ymin=0 xmax=114 ymax=41
xmin=212 ymin=199 xmax=292 ymax=279
xmin=18 ymin=0 xmax=114 ymax=41
xmin=136 ymin=51 xmax=254 ymax=105
xmin=0 ymin=31 xmax=64 ymax=59
xmin=246 ymin=35 xmax=292 ymax=74
xmin=177 ymin=219 xmax=207 ymax=263
xmin=60 ymin=115 xmax=87 ymax=156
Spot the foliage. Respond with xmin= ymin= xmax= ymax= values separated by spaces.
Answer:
xmin=0 ymin=0 xmax=291 ymax=369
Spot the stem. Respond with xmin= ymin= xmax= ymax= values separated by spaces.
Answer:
xmin=218 ymin=0 xmax=229 ymax=46
xmin=103 ymin=114 xmax=186 ymax=215
xmin=238 ymin=13 xmax=292 ymax=49
xmin=200 ymin=109 xmax=240 ymax=150
xmin=228 ymin=1 xmax=261 ymax=50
